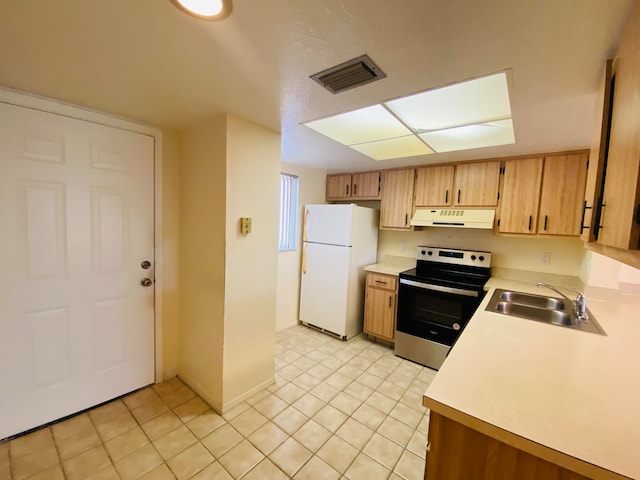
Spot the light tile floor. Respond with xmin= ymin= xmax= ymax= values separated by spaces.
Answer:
xmin=1 ymin=325 xmax=435 ymax=479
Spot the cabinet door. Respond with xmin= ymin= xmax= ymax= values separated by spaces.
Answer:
xmin=351 ymin=171 xmax=380 ymax=199
xmin=380 ymin=169 xmax=415 ymax=230
xmin=414 ymin=165 xmax=454 ymax=206
xmin=538 ymin=154 xmax=588 ymax=236
xmin=598 ymin=8 xmax=640 ymax=249
xmin=499 ymin=158 xmax=543 ymax=234
xmin=453 ymin=161 xmax=501 ymax=206
xmin=364 ymin=287 xmax=396 ymax=341
xmin=326 ymin=174 xmax=352 ymax=200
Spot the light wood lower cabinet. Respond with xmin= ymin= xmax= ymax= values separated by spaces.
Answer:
xmin=426 ymin=412 xmax=592 ymax=480
xmin=363 ymin=272 xmax=397 ymax=342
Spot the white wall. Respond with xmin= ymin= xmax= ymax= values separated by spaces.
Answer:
xmin=276 ymin=163 xmax=326 ymax=331
xmin=581 ymin=250 xmax=640 ymax=289
xmin=378 ymin=228 xmax=586 ymax=276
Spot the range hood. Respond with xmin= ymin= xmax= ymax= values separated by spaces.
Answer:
xmin=411 ymin=209 xmax=496 ymax=229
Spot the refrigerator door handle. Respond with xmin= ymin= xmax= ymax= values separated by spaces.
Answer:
xmin=303 ymin=208 xmax=310 ymax=243
xmin=302 ymin=242 xmax=307 ymax=274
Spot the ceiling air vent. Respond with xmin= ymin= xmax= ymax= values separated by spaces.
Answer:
xmin=311 ymin=55 xmax=387 ymax=94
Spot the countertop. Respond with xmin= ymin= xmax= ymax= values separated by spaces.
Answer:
xmin=364 ymin=256 xmax=415 ymax=276
xmin=422 ymin=274 xmax=640 ymax=479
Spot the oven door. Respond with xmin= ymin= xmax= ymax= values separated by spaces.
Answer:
xmin=397 ymin=278 xmax=484 ymax=346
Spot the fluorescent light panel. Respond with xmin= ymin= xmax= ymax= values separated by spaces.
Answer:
xmin=350 ymin=135 xmax=434 ymax=160
xmin=386 ymin=73 xmax=512 ymax=131
xmin=304 ymin=105 xmax=411 ymax=145
xmin=419 ymin=119 xmax=515 ymax=153
xmin=302 ymin=71 xmax=514 ymax=161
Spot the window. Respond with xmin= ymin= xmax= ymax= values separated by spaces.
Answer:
xmin=279 ymin=173 xmax=299 ymax=251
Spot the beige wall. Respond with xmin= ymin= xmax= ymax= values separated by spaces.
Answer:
xmin=177 ymin=113 xmax=280 ymax=411
xmin=378 ymin=228 xmax=586 ymax=276
xmin=160 ymin=129 xmax=181 ymax=379
xmin=178 ymin=115 xmax=227 ymax=407
xmin=276 ymin=163 xmax=327 ymax=331
xmin=222 ymin=115 xmax=280 ymax=405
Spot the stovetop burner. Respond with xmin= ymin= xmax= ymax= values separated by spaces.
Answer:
xmin=400 ymin=246 xmax=492 ymax=292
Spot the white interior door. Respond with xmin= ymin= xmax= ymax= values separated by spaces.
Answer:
xmin=0 ymin=102 xmax=155 ymax=439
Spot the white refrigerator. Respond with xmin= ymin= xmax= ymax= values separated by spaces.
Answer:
xmin=299 ymin=204 xmax=379 ymax=340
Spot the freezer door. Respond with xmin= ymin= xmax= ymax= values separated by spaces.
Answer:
xmin=304 ymin=204 xmax=353 ymax=246
xmin=300 ymin=242 xmax=351 ymax=336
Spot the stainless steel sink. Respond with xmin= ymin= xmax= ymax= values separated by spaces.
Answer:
xmin=497 ymin=291 xmax=565 ymax=310
xmin=486 ymin=289 xmax=606 ymax=335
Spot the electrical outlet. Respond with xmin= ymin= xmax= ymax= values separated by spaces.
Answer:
xmin=399 ymin=240 xmax=406 ymax=251
xmin=540 ymin=252 xmax=551 ymax=265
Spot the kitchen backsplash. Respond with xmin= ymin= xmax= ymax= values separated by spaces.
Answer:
xmin=377 ymin=228 xmax=586 ymax=276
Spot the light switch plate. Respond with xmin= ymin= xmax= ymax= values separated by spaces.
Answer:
xmin=240 ymin=217 xmax=252 ymax=234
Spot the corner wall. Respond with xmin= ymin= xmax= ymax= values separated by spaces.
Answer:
xmin=178 ymin=115 xmax=227 ymax=408
xmin=222 ymin=115 xmax=280 ymax=406
xmin=276 ymin=163 xmax=327 ymax=331
xmin=160 ymin=129 xmax=181 ymax=379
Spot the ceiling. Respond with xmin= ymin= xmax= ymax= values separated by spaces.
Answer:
xmin=0 ymin=0 xmax=634 ymax=172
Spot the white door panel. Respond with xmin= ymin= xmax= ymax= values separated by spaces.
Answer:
xmin=300 ymin=242 xmax=351 ymax=336
xmin=304 ymin=204 xmax=353 ymax=246
xmin=0 ymin=102 xmax=155 ymax=439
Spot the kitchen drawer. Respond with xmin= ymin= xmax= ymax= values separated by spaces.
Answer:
xmin=366 ymin=272 xmax=397 ymax=291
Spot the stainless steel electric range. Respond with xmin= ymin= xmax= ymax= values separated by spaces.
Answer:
xmin=395 ymin=246 xmax=492 ymax=370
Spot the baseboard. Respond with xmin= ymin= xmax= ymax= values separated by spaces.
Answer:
xmin=276 ymin=320 xmax=299 ymax=332
xmin=161 ymin=368 xmax=178 ymax=381
xmin=220 ymin=377 xmax=275 ymax=414
xmin=175 ymin=372 xmax=275 ymax=415
xmin=176 ymin=372 xmax=223 ymax=414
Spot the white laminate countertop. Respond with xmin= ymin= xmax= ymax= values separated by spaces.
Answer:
xmin=364 ymin=256 xmax=415 ymax=276
xmin=423 ymin=276 xmax=640 ymax=480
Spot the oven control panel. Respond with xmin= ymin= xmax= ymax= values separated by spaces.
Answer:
xmin=416 ymin=246 xmax=491 ymax=267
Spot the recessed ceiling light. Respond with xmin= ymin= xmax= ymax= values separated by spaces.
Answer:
xmin=170 ymin=0 xmax=232 ymax=20
xmin=302 ymin=71 xmax=515 ymax=161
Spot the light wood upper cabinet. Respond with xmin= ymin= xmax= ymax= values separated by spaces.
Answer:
xmin=326 ymin=174 xmax=351 ymax=200
xmin=538 ymin=154 xmax=588 ymax=236
xmin=380 ymin=169 xmax=415 ymax=230
xmin=326 ymin=172 xmax=380 ymax=201
xmin=498 ymin=158 xmax=543 ymax=234
xmin=351 ymin=171 xmax=380 ymax=198
xmin=364 ymin=272 xmax=397 ymax=342
xmin=499 ymin=155 xmax=588 ymax=236
xmin=453 ymin=161 xmax=501 ymax=206
xmin=596 ymin=3 xmax=640 ymax=250
xmin=414 ymin=165 xmax=455 ymax=206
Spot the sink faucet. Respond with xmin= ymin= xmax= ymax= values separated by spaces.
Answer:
xmin=536 ymin=282 xmax=589 ymax=322
xmin=536 ymin=282 xmax=588 ymax=322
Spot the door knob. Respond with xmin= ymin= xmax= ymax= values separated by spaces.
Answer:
xmin=141 ymin=278 xmax=153 ymax=287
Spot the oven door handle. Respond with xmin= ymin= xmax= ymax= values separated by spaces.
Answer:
xmin=399 ymin=278 xmax=480 ymax=297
